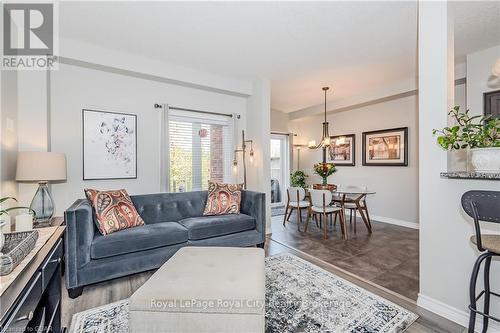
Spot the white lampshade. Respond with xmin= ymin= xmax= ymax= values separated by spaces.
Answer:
xmin=16 ymin=152 xmax=67 ymax=182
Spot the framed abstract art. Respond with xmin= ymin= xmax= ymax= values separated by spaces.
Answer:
xmin=327 ymin=134 xmax=355 ymax=166
xmin=82 ymin=109 xmax=137 ymax=180
xmin=362 ymin=127 xmax=408 ymax=166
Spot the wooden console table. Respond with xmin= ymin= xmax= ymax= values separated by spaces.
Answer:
xmin=0 ymin=217 xmax=65 ymax=333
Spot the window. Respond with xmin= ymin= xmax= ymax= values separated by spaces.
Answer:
xmin=167 ymin=110 xmax=233 ymax=192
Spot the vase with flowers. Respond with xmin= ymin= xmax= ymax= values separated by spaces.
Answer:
xmin=313 ymin=162 xmax=337 ymax=190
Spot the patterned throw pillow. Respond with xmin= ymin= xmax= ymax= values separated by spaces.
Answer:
xmin=85 ymin=189 xmax=145 ymax=235
xmin=203 ymin=182 xmax=243 ymax=216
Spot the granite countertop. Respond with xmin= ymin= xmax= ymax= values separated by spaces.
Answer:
xmin=440 ymin=171 xmax=500 ymax=180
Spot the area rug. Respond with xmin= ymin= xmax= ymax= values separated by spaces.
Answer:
xmin=271 ymin=205 xmax=286 ymax=217
xmin=69 ymin=253 xmax=417 ymax=333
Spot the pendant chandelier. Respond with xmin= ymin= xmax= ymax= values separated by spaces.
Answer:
xmin=308 ymin=87 xmax=332 ymax=150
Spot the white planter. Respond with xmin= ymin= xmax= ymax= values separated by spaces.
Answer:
xmin=470 ymin=147 xmax=500 ymax=173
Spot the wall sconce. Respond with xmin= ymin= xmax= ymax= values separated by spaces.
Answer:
xmin=233 ymin=130 xmax=253 ymax=189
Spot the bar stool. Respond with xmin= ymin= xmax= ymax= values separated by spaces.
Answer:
xmin=461 ymin=190 xmax=500 ymax=333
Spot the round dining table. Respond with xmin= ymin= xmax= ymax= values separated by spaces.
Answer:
xmin=306 ymin=186 xmax=376 ymax=237
xmin=332 ymin=188 xmax=376 ymax=234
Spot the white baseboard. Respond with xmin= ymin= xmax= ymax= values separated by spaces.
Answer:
xmin=417 ymin=293 xmax=500 ymax=333
xmin=345 ymin=210 xmax=419 ymax=229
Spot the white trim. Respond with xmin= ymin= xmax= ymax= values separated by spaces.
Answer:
xmin=371 ymin=215 xmax=419 ymax=230
xmin=417 ymin=293 xmax=500 ymax=333
xmin=345 ymin=210 xmax=419 ymax=229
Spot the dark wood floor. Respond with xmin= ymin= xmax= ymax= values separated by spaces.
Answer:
xmin=61 ymin=239 xmax=464 ymax=332
xmin=270 ymin=211 xmax=419 ymax=300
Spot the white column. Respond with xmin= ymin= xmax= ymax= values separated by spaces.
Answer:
xmin=418 ymin=2 xmax=500 ymax=329
xmin=246 ymin=79 xmax=271 ymax=234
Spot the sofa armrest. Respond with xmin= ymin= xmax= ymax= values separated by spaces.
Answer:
xmin=64 ymin=199 xmax=95 ymax=288
xmin=240 ymin=190 xmax=266 ymax=241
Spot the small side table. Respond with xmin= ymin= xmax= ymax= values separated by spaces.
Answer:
xmin=0 ymin=216 xmax=65 ymax=333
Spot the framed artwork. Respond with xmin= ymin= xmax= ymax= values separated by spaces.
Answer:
xmin=83 ymin=109 xmax=137 ymax=180
xmin=327 ymin=134 xmax=355 ymax=166
xmin=484 ymin=89 xmax=500 ymax=120
xmin=362 ymin=127 xmax=408 ymax=166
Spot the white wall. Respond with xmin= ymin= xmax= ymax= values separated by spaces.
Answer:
xmin=9 ymin=37 xmax=272 ymax=217
xmin=467 ymin=44 xmax=500 ymax=113
xmin=246 ymin=80 xmax=272 ymax=233
xmin=418 ymin=4 xmax=500 ymax=331
xmin=0 ymin=71 xmax=19 ymax=200
xmin=289 ymin=94 xmax=419 ymax=227
xmin=50 ymin=63 xmax=248 ymax=215
xmin=271 ymin=109 xmax=289 ymax=133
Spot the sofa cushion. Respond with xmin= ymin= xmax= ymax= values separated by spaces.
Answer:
xmin=179 ymin=214 xmax=256 ymax=240
xmin=85 ymin=188 xmax=145 ymax=235
xmin=91 ymin=222 xmax=188 ymax=259
xmin=203 ymin=182 xmax=243 ymax=216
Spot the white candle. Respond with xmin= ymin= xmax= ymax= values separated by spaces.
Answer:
xmin=1 ymin=215 xmax=11 ymax=233
xmin=15 ymin=214 xmax=33 ymax=232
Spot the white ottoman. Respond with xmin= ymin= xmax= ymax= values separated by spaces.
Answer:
xmin=129 ymin=247 xmax=265 ymax=333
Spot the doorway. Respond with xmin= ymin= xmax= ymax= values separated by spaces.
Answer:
xmin=270 ymin=133 xmax=290 ymax=208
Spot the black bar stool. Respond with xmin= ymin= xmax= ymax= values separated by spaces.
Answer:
xmin=461 ymin=190 xmax=500 ymax=333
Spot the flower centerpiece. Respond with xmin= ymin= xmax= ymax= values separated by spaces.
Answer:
xmin=313 ymin=162 xmax=337 ymax=186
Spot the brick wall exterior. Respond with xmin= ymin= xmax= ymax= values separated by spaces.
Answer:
xmin=210 ymin=125 xmax=224 ymax=182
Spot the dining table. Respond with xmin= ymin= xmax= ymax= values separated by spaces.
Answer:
xmin=333 ymin=187 xmax=376 ymax=234
xmin=306 ymin=186 xmax=376 ymax=236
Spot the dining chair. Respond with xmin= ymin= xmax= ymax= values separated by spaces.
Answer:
xmin=335 ymin=185 xmax=372 ymax=233
xmin=307 ymin=189 xmax=346 ymax=240
xmin=461 ymin=190 xmax=500 ymax=333
xmin=283 ymin=187 xmax=310 ymax=231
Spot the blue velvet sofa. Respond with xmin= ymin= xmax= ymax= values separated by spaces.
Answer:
xmin=64 ymin=190 xmax=266 ymax=298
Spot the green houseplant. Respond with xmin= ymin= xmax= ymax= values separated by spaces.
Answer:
xmin=290 ymin=170 xmax=308 ymax=188
xmin=432 ymin=106 xmax=500 ymax=172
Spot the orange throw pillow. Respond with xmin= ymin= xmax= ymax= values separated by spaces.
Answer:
xmin=203 ymin=182 xmax=243 ymax=216
xmin=85 ymin=189 xmax=145 ymax=235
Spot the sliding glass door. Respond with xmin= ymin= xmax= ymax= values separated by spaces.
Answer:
xmin=270 ymin=133 xmax=290 ymax=207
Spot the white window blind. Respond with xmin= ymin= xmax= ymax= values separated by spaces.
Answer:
xmin=167 ymin=110 xmax=233 ymax=192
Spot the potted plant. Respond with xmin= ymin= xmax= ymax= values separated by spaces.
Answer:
xmin=290 ymin=170 xmax=308 ymax=188
xmin=313 ymin=162 xmax=337 ymax=190
xmin=0 ymin=197 xmax=35 ymax=250
xmin=432 ymin=106 xmax=500 ymax=172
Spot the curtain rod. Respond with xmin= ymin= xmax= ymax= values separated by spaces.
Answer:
xmin=271 ymin=131 xmax=297 ymax=136
xmin=154 ymin=104 xmax=240 ymax=119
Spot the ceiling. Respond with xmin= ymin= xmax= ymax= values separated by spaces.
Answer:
xmin=59 ymin=1 xmax=499 ymax=113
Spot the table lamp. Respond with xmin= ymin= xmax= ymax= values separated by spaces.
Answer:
xmin=16 ymin=152 xmax=67 ymax=223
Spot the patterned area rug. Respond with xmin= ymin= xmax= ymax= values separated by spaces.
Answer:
xmin=271 ymin=205 xmax=286 ymax=217
xmin=69 ymin=254 xmax=417 ymax=333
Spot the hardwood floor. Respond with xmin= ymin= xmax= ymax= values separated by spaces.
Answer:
xmin=273 ymin=211 xmax=419 ymax=300
xmin=61 ymin=236 xmax=465 ymax=332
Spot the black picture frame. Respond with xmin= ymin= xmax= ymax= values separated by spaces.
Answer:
xmin=484 ymin=89 xmax=500 ymax=120
xmin=327 ymin=134 xmax=356 ymax=166
xmin=362 ymin=127 xmax=408 ymax=166
xmin=82 ymin=109 xmax=138 ymax=180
